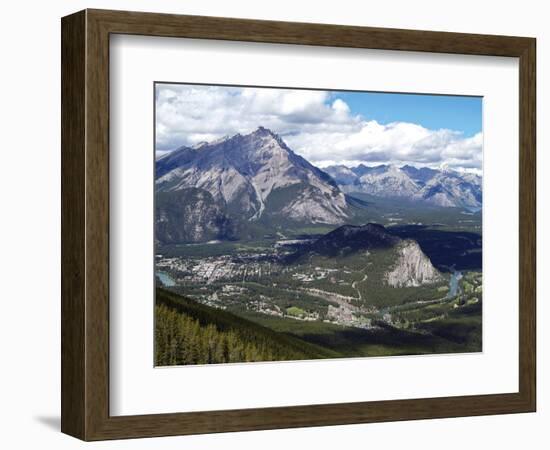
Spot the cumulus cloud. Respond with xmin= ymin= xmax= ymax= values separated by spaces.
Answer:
xmin=155 ymin=84 xmax=482 ymax=173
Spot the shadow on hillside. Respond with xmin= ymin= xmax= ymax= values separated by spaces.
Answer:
xmin=389 ymin=225 xmax=482 ymax=272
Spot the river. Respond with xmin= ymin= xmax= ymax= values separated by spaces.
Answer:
xmin=157 ymin=271 xmax=176 ymax=287
xmin=383 ymin=270 xmax=463 ymax=314
xmin=446 ymin=270 xmax=463 ymax=298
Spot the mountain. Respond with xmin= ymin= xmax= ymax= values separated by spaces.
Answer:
xmin=322 ymin=165 xmax=358 ymax=185
xmin=400 ymin=165 xmax=439 ymax=186
xmin=324 ymin=163 xmax=481 ymax=209
xmin=305 ymin=223 xmax=400 ymax=257
xmin=413 ymin=170 xmax=482 ymax=208
xmin=352 ymin=165 xmax=420 ymax=198
xmin=326 ymin=164 xmax=421 ymax=197
xmin=294 ymin=223 xmax=442 ymax=288
xmin=156 ymin=127 xmax=352 ymax=243
xmin=324 ymin=163 xmax=388 ymax=186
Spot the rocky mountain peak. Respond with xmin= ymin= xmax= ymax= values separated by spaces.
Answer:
xmin=155 ymin=127 xmax=352 ymax=236
xmin=254 ymin=125 xmax=275 ymax=137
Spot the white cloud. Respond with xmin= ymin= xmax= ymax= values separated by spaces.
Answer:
xmin=155 ymin=84 xmax=482 ymax=172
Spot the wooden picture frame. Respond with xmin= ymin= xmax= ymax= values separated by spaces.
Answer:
xmin=61 ymin=8 xmax=536 ymax=441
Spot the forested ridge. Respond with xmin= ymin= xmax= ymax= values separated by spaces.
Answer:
xmin=155 ymin=288 xmax=338 ymax=366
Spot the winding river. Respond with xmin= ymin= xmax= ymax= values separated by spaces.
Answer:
xmin=383 ymin=269 xmax=463 ymax=314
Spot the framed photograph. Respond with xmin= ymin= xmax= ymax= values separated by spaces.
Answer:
xmin=61 ymin=9 xmax=536 ymax=440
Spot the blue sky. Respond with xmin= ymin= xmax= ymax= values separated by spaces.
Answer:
xmin=335 ymin=91 xmax=482 ymax=137
xmin=156 ymin=83 xmax=483 ymax=173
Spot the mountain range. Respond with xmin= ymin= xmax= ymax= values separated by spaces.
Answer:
xmin=156 ymin=127 xmax=482 ymax=243
xmin=324 ymin=163 xmax=482 ymax=209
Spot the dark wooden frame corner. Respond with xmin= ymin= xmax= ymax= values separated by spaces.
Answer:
xmin=61 ymin=8 xmax=536 ymax=441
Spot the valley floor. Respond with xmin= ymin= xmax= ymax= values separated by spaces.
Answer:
xmin=155 ymin=224 xmax=482 ymax=365
xmin=157 ymin=246 xmax=482 ymax=364
xmin=155 ymin=284 xmax=481 ymax=366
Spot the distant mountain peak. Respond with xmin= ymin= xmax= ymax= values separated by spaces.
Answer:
xmin=386 ymin=164 xmax=403 ymax=173
xmin=324 ymin=162 xmax=481 ymax=209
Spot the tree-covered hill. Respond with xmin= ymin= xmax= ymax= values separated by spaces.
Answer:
xmin=155 ymin=288 xmax=339 ymax=366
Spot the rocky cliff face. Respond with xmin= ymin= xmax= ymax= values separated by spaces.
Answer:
xmin=155 ymin=188 xmax=236 ymax=244
xmin=386 ymin=240 xmax=442 ymax=287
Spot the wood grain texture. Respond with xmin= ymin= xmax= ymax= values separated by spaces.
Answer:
xmin=89 ymin=8 xmax=533 ymax=56
xmin=85 ymin=10 xmax=111 ymax=439
xmin=61 ymin=8 xmax=537 ymax=441
xmin=518 ymin=39 xmax=536 ymax=410
xmin=61 ymin=10 xmax=86 ymax=439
